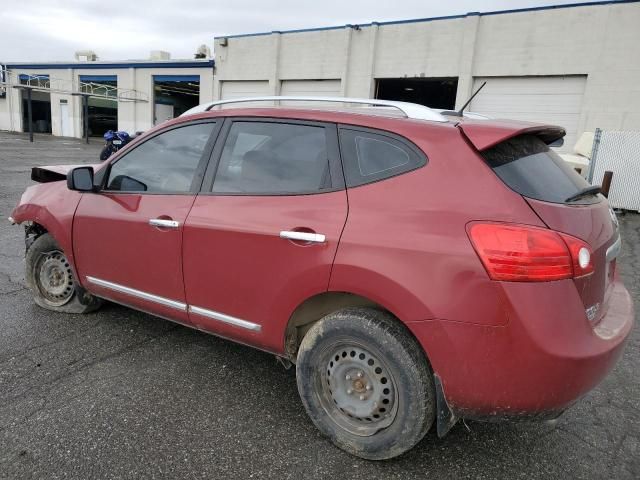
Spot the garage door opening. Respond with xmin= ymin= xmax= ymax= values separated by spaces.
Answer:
xmin=20 ymin=75 xmax=51 ymax=134
xmin=80 ymin=75 xmax=118 ymax=137
xmin=153 ymin=75 xmax=200 ymax=125
xmin=375 ymin=78 xmax=458 ymax=110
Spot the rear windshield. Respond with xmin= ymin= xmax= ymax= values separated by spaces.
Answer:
xmin=482 ymin=134 xmax=598 ymax=204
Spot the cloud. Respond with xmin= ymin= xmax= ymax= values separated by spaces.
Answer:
xmin=0 ymin=0 xmax=589 ymax=62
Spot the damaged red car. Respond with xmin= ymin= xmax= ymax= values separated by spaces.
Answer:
xmin=10 ymin=97 xmax=634 ymax=460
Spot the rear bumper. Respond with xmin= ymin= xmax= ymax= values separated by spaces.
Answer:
xmin=408 ymin=277 xmax=634 ymax=419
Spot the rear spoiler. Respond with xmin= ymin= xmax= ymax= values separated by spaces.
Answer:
xmin=458 ymin=120 xmax=566 ymax=151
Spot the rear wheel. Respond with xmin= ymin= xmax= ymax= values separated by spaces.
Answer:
xmin=296 ymin=307 xmax=435 ymax=460
xmin=25 ymin=233 xmax=102 ymax=314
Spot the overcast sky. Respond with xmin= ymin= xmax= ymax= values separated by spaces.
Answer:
xmin=1 ymin=0 xmax=598 ymax=62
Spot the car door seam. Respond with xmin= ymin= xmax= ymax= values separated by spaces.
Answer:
xmin=327 ymin=122 xmax=350 ymax=292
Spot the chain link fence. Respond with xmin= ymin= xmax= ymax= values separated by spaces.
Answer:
xmin=0 ymin=64 xmax=6 ymax=98
xmin=588 ymin=129 xmax=640 ymax=212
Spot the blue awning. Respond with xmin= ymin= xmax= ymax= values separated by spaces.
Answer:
xmin=79 ymin=75 xmax=117 ymax=82
xmin=153 ymin=75 xmax=200 ymax=83
xmin=154 ymin=98 xmax=175 ymax=105
xmin=18 ymin=74 xmax=49 ymax=80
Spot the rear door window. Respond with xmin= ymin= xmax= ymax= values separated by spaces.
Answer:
xmin=211 ymin=121 xmax=339 ymax=194
xmin=339 ymin=128 xmax=427 ymax=187
xmin=482 ymin=134 xmax=598 ymax=204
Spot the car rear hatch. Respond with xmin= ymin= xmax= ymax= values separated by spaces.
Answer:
xmin=459 ymin=120 xmax=620 ymax=325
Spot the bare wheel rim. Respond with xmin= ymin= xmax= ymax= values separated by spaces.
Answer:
xmin=317 ymin=342 xmax=399 ymax=437
xmin=35 ymin=250 xmax=74 ymax=307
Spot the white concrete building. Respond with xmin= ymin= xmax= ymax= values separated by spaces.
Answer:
xmin=1 ymin=1 xmax=639 ymax=148
xmin=0 ymin=59 xmax=214 ymax=138
xmin=212 ymin=0 xmax=640 ymax=150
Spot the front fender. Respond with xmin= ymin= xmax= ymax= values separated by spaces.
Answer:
xmin=11 ymin=182 xmax=82 ymax=272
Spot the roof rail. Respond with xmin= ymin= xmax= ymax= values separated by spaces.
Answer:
xmin=180 ymin=96 xmax=449 ymax=123
xmin=435 ymin=109 xmax=491 ymax=120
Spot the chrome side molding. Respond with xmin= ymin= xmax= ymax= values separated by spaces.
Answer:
xmin=280 ymin=230 xmax=326 ymax=243
xmin=189 ymin=305 xmax=262 ymax=332
xmin=86 ymin=276 xmax=261 ymax=332
xmin=86 ymin=276 xmax=187 ymax=311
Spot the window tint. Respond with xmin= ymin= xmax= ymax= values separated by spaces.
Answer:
xmin=212 ymin=122 xmax=331 ymax=194
xmin=339 ymin=128 xmax=426 ymax=187
xmin=106 ymin=122 xmax=215 ymax=193
xmin=482 ymin=134 xmax=598 ymax=204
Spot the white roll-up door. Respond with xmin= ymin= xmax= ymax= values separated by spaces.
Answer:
xmin=470 ymin=76 xmax=587 ymax=151
xmin=220 ymin=81 xmax=271 ymax=107
xmin=280 ymin=80 xmax=341 ymax=106
xmin=280 ymin=80 xmax=341 ymax=97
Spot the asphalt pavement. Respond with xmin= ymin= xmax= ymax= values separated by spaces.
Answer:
xmin=0 ymin=131 xmax=638 ymax=479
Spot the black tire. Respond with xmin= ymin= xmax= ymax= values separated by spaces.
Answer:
xmin=296 ymin=307 xmax=435 ymax=460
xmin=99 ymin=145 xmax=112 ymax=161
xmin=25 ymin=233 xmax=102 ymax=314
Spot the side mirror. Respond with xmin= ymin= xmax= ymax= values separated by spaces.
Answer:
xmin=67 ymin=166 xmax=95 ymax=192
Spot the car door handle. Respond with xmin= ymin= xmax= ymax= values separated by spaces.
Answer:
xmin=149 ymin=218 xmax=180 ymax=229
xmin=279 ymin=230 xmax=326 ymax=243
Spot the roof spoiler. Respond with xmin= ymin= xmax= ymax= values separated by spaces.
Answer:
xmin=458 ymin=121 xmax=566 ymax=151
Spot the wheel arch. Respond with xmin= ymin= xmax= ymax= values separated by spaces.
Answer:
xmin=15 ymin=208 xmax=73 ymax=259
xmin=11 ymin=182 xmax=82 ymax=274
xmin=283 ymin=291 xmax=434 ymax=368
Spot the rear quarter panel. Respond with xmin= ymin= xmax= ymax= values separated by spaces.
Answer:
xmin=526 ymin=196 xmax=618 ymax=324
xmin=329 ymin=123 xmax=545 ymax=326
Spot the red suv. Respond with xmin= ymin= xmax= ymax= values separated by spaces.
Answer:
xmin=10 ymin=97 xmax=634 ymax=460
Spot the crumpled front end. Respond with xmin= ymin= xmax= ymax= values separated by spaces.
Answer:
xmin=10 ymin=181 xmax=83 ymax=269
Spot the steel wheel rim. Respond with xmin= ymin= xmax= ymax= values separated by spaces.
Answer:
xmin=317 ymin=341 xmax=398 ymax=437
xmin=35 ymin=250 xmax=74 ymax=307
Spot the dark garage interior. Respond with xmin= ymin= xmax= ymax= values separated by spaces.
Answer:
xmin=20 ymin=75 xmax=52 ymax=134
xmin=153 ymin=75 xmax=200 ymax=125
xmin=80 ymin=76 xmax=118 ymax=136
xmin=375 ymin=77 xmax=458 ymax=110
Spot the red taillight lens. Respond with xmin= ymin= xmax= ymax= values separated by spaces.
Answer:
xmin=468 ymin=223 xmax=593 ymax=282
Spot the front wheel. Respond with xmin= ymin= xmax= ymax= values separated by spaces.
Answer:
xmin=296 ymin=307 xmax=435 ymax=460
xmin=99 ymin=144 xmax=112 ymax=161
xmin=25 ymin=233 xmax=102 ymax=314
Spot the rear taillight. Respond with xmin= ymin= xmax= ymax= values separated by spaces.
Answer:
xmin=468 ymin=223 xmax=594 ymax=282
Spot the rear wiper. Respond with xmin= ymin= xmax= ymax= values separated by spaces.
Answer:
xmin=565 ymin=185 xmax=601 ymax=203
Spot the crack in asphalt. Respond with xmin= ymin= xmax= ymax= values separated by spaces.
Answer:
xmin=0 ymin=324 xmax=180 ymax=408
xmin=0 ymin=316 xmax=104 ymax=366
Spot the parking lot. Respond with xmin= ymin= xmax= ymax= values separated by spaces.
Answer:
xmin=0 ymin=131 xmax=638 ymax=479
